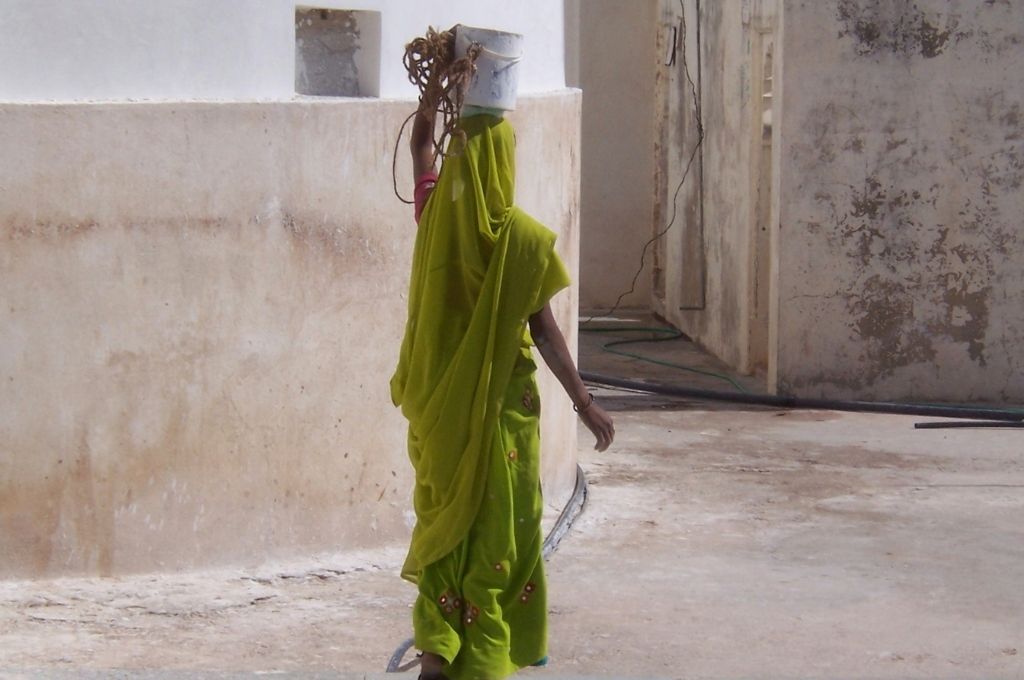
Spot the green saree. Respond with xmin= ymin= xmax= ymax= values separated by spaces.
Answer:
xmin=391 ymin=115 xmax=570 ymax=679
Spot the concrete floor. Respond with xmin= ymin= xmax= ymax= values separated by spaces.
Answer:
xmin=2 ymin=320 xmax=1023 ymax=679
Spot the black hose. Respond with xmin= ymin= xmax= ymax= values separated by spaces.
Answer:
xmin=914 ymin=421 xmax=1024 ymax=430
xmin=580 ymin=371 xmax=1024 ymax=422
xmin=541 ymin=464 xmax=589 ymax=560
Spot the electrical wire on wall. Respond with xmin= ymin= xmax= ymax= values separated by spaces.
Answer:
xmin=581 ymin=0 xmax=704 ymax=326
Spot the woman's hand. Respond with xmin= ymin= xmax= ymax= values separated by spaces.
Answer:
xmin=579 ymin=401 xmax=614 ymax=452
xmin=529 ymin=304 xmax=617 ymax=453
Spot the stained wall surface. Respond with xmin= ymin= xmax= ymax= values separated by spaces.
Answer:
xmin=773 ymin=0 xmax=1024 ymax=401
xmin=0 ymin=93 xmax=581 ymax=577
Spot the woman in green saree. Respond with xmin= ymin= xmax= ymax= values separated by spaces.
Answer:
xmin=391 ymin=36 xmax=614 ymax=680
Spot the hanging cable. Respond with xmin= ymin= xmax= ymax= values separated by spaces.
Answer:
xmin=582 ymin=0 xmax=704 ymax=326
xmin=391 ymin=111 xmax=418 ymax=205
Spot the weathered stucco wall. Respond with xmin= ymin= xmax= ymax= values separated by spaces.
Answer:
xmin=773 ymin=0 xmax=1024 ymax=401
xmin=0 ymin=93 xmax=581 ymax=578
xmin=654 ymin=0 xmax=776 ymax=375
xmin=576 ymin=0 xmax=658 ymax=311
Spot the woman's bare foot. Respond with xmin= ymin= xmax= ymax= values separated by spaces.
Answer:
xmin=419 ymin=651 xmax=448 ymax=680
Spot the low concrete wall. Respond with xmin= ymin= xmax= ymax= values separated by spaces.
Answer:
xmin=0 ymin=92 xmax=581 ymax=578
xmin=772 ymin=0 xmax=1024 ymax=401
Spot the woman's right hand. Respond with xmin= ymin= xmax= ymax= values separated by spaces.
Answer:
xmin=580 ymin=402 xmax=615 ymax=452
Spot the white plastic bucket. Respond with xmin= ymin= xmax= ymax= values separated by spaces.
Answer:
xmin=454 ymin=24 xmax=524 ymax=111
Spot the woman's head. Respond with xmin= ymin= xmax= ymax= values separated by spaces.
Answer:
xmin=449 ymin=115 xmax=516 ymax=227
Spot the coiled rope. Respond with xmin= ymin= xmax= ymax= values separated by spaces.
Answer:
xmin=404 ymin=26 xmax=482 ymax=161
xmin=392 ymin=27 xmax=482 ymax=205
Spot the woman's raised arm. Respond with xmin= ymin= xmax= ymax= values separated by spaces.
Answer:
xmin=410 ymin=98 xmax=438 ymax=180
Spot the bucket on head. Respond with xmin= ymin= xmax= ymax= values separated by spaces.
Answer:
xmin=455 ymin=24 xmax=523 ymax=111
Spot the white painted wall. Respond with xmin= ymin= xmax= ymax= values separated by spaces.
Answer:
xmin=0 ymin=1 xmax=295 ymax=101
xmin=0 ymin=0 xmax=564 ymax=102
xmin=575 ymin=0 xmax=657 ymax=311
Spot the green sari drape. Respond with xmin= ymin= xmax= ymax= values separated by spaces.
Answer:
xmin=391 ymin=115 xmax=570 ymax=679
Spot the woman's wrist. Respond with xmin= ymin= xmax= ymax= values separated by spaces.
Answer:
xmin=572 ymin=392 xmax=595 ymax=415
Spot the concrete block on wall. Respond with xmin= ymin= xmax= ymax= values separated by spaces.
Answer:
xmin=295 ymin=7 xmax=382 ymax=97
